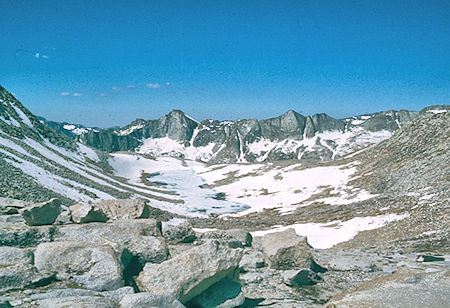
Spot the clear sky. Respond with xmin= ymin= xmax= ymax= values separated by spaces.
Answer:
xmin=1 ymin=0 xmax=449 ymax=127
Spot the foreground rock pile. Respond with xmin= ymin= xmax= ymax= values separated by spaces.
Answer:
xmin=0 ymin=197 xmax=449 ymax=307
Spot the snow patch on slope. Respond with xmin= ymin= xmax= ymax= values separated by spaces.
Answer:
xmin=251 ymin=213 xmax=409 ymax=249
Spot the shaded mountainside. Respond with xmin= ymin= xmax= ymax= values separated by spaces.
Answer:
xmin=76 ymin=106 xmax=448 ymax=163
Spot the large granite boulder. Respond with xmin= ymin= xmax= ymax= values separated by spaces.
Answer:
xmin=34 ymin=241 xmax=123 ymax=291
xmin=136 ymin=241 xmax=243 ymax=303
xmin=162 ymin=221 xmax=196 ymax=244
xmin=93 ymin=199 xmax=151 ymax=221
xmin=21 ymin=198 xmax=61 ymax=226
xmin=0 ymin=246 xmax=33 ymax=266
xmin=69 ymin=203 xmax=108 ymax=223
xmin=53 ymin=220 xmax=168 ymax=266
xmin=0 ymin=222 xmax=53 ymax=246
xmin=0 ymin=263 xmax=54 ymax=293
xmin=260 ymin=228 xmax=313 ymax=270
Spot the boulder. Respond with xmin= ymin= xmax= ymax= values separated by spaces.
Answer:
xmin=187 ymin=279 xmax=245 ymax=308
xmin=162 ymin=221 xmax=196 ymax=244
xmin=0 ymin=246 xmax=33 ymax=266
xmin=53 ymin=220 xmax=168 ymax=266
xmin=36 ymin=296 xmax=116 ymax=308
xmin=0 ymin=263 xmax=54 ymax=293
xmin=69 ymin=203 xmax=108 ymax=223
xmin=313 ymin=250 xmax=377 ymax=272
xmin=325 ymin=270 xmax=450 ymax=308
xmin=21 ymin=198 xmax=61 ymax=226
xmin=30 ymin=288 xmax=101 ymax=300
xmin=281 ymin=269 xmax=322 ymax=287
xmin=119 ymin=293 xmax=185 ymax=308
xmin=136 ymin=241 xmax=243 ymax=303
xmin=102 ymin=286 xmax=135 ymax=303
xmin=0 ymin=197 xmax=31 ymax=215
xmin=93 ymin=199 xmax=151 ymax=221
xmin=239 ymin=251 xmax=265 ymax=272
xmin=200 ymin=229 xmax=252 ymax=247
xmin=0 ymin=214 xmax=24 ymax=223
xmin=54 ymin=210 xmax=72 ymax=225
xmin=260 ymin=228 xmax=313 ymax=270
xmin=0 ymin=222 xmax=53 ymax=246
xmin=34 ymin=241 xmax=123 ymax=291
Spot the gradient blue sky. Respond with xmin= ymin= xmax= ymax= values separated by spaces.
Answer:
xmin=1 ymin=0 xmax=449 ymax=127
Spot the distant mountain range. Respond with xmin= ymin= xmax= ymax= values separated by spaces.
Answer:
xmin=52 ymin=104 xmax=448 ymax=163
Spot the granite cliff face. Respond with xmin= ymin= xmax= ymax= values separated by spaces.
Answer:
xmin=76 ymin=106 xmax=447 ymax=163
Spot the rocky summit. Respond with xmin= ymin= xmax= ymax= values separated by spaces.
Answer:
xmin=0 ymin=84 xmax=449 ymax=307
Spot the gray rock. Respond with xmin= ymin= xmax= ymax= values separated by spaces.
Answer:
xmin=0 ymin=247 xmax=33 ymax=266
xmin=281 ymin=269 xmax=322 ymax=287
xmin=53 ymin=220 xmax=168 ymax=266
xmin=162 ymin=221 xmax=196 ymax=244
xmin=0 ymin=215 xmax=24 ymax=223
xmin=102 ymin=286 xmax=135 ymax=303
xmin=200 ymin=229 xmax=252 ymax=247
xmin=93 ymin=199 xmax=151 ymax=221
xmin=0 ymin=222 xmax=53 ymax=246
xmin=0 ymin=264 xmax=54 ymax=293
xmin=119 ymin=293 xmax=185 ymax=308
xmin=325 ymin=269 xmax=450 ymax=308
xmin=188 ymin=279 xmax=245 ymax=308
xmin=21 ymin=198 xmax=61 ymax=226
xmin=69 ymin=203 xmax=108 ymax=224
xmin=54 ymin=210 xmax=72 ymax=225
xmin=30 ymin=289 xmax=101 ymax=300
xmin=36 ymin=296 xmax=116 ymax=308
xmin=239 ymin=251 xmax=265 ymax=272
xmin=34 ymin=241 xmax=123 ymax=291
xmin=260 ymin=228 xmax=313 ymax=270
xmin=136 ymin=241 xmax=243 ymax=303
xmin=314 ymin=250 xmax=378 ymax=272
xmin=0 ymin=197 xmax=31 ymax=215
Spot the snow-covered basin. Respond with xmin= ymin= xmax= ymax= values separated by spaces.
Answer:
xmin=149 ymin=169 xmax=249 ymax=214
xmin=108 ymin=153 xmax=249 ymax=215
xmin=251 ymin=213 xmax=409 ymax=249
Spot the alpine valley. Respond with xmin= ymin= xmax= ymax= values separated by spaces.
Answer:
xmin=0 ymin=84 xmax=449 ymax=307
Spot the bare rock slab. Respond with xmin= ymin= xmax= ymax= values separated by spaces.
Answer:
xmin=36 ymin=296 xmax=116 ymax=308
xmin=119 ymin=293 xmax=185 ymax=308
xmin=136 ymin=241 xmax=243 ymax=303
xmin=21 ymin=198 xmax=61 ymax=226
xmin=260 ymin=228 xmax=313 ymax=270
xmin=0 ymin=222 xmax=53 ymax=247
xmin=0 ymin=263 xmax=54 ymax=293
xmin=34 ymin=241 xmax=123 ymax=291
xmin=0 ymin=246 xmax=33 ymax=266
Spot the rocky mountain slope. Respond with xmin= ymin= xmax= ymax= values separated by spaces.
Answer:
xmin=0 ymin=84 xmax=448 ymax=307
xmin=0 ymin=86 xmax=194 ymax=213
xmin=76 ymin=106 xmax=448 ymax=163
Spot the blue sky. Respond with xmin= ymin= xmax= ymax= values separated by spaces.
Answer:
xmin=1 ymin=0 xmax=449 ymax=127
